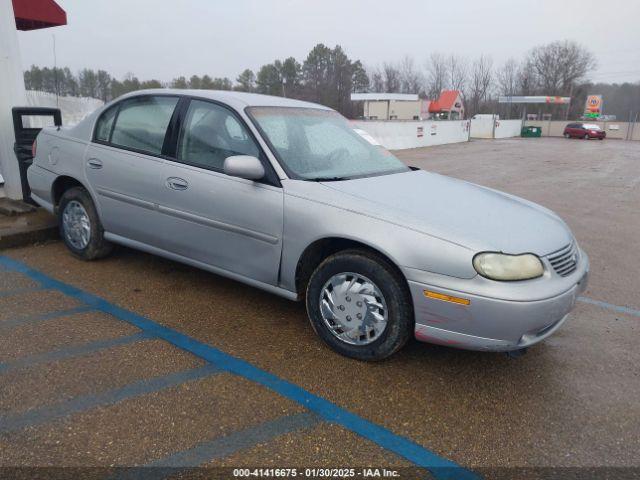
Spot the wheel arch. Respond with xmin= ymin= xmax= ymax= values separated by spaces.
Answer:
xmin=51 ymin=175 xmax=91 ymax=211
xmin=294 ymin=236 xmax=410 ymax=300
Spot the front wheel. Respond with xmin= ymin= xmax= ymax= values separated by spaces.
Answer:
xmin=59 ymin=187 xmax=113 ymax=260
xmin=305 ymin=250 xmax=413 ymax=361
xmin=564 ymin=133 xmax=570 ymax=139
xmin=583 ymin=133 xmax=589 ymax=139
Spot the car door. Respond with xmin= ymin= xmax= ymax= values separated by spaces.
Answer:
xmin=85 ymin=95 xmax=179 ymax=248
xmin=158 ymin=98 xmax=284 ymax=285
xmin=566 ymin=123 xmax=575 ymax=136
xmin=568 ymin=123 xmax=578 ymax=136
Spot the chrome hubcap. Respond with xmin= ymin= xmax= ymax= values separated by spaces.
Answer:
xmin=319 ymin=272 xmax=388 ymax=345
xmin=62 ymin=200 xmax=91 ymax=249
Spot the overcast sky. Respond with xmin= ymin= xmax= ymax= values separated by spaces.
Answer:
xmin=17 ymin=0 xmax=640 ymax=84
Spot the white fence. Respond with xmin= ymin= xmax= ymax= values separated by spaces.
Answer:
xmin=470 ymin=117 xmax=522 ymax=139
xmin=25 ymin=91 xmax=103 ymax=127
xmin=351 ymin=120 xmax=470 ymax=150
xmin=0 ymin=92 xmax=102 ymax=185
xmin=495 ymin=119 xmax=523 ymax=138
xmin=524 ymin=120 xmax=640 ymax=141
xmin=469 ymin=117 xmax=494 ymax=139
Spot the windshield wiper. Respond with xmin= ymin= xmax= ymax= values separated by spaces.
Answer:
xmin=307 ymin=176 xmax=348 ymax=182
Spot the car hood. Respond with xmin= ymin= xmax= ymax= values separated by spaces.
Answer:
xmin=320 ymin=170 xmax=572 ymax=255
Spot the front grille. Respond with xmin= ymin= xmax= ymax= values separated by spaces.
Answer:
xmin=546 ymin=243 xmax=578 ymax=277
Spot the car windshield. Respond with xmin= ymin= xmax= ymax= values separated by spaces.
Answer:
xmin=583 ymin=124 xmax=601 ymax=130
xmin=247 ymin=107 xmax=409 ymax=180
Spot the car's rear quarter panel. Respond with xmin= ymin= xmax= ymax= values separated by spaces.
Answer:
xmin=30 ymin=128 xmax=92 ymax=209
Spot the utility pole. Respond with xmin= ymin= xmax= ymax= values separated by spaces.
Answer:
xmin=53 ymin=34 xmax=59 ymax=107
xmin=565 ymin=84 xmax=573 ymax=121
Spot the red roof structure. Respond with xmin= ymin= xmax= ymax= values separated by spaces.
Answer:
xmin=12 ymin=0 xmax=66 ymax=31
xmin=428 ymin=90 xmax=461 ymax=113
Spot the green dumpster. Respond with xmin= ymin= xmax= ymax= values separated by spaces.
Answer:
xmin=521 ymin=126 xmax=542 ymax=138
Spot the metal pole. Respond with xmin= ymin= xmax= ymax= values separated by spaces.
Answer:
xmin=565 ymin=84 xmax=573 ymax=121
xmin=0 ymin=0 xmax=28 ymax=199
xmin=630 ymin=112 xmax=638 ymax=142
xmin=53 ymin=34 xmax=59 ymax=106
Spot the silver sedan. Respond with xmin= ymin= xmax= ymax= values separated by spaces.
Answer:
xmin=27 ymin=90 xmax=589 ymax=360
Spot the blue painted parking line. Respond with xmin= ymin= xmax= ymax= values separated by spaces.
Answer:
xmin=0 ymin=286 xmax=46 ymax=298
xmin=0 ymin=364 xmax=221 ymax=434
xmin=0 ymin=255 xmax=479 ymax=480
xmin=0 ymin=305 xmax=95 ymax=333
xmin=578 ymin=296 xmax=640 ymax=319
xmin=147 ymin=413 xmax=320 ymax=469
xmin=0 ymin=331 xmax=152 ymax=374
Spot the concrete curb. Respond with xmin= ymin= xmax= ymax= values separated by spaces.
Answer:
xmin=0 ymin=208 xmax=58 ymax=250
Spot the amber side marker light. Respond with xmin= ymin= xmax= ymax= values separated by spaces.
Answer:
xmin=424 ymin=290 xmax=470 ymax=306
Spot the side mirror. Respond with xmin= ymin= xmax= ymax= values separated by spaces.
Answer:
xmin=223 ymin=155 xmax=265 ymax=181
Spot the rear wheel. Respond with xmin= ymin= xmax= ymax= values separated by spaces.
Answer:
xmin=59 ymin=187 xmax=113 ymax=260
xmin=564 ymin=133 xmax=570 ymax=139
xmin=305 ymin=250 xmax=413 ymax=361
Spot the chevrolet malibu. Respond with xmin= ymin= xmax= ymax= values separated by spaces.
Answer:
xmin=27 ymin=90 xmax=589 ymax=360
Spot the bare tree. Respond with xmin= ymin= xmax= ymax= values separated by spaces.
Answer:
xmin=496 ymin=58 xmax=520 ymax=118
xmin=496 ymin=58 xmax=519 ymax=95
xmin=425 ymin=53 xmax=448 ymax=99
xmin=399 ymin=56 xmax=424 ymax=94
xmin=467 ymin=54 xmax=493 ymax=117
xmin=447 ymin=54 xmax=468 ymax=93
xmin=382 ymin=63 xmax=401 ymax=93
xmin=369 ymin=67 xmax=385 ymax=92
xmin=497 ymin=58 xmax=517 ymax=111
xmin=526 ymin=40 xmax=596 ymax=95
xmin=517 ymin=59 xmax=537 ymax=95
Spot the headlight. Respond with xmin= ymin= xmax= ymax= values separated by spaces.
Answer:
xmin=473 ymin=252 xmax=544 ymax=281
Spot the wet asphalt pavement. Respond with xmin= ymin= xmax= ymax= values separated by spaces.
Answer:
xmin=0 ymin=137 xmax=639 ymax=478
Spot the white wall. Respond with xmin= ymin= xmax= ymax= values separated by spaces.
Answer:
xmin=351 ymin=120 xmax=470 ymax=150
xmin=494 ymin=119 xmax=523 ymax=139
xmin=470 ymin=117 xmax=494 ymax=139
xmin=25 ymin=91 xmax=103 ymax=127
xmin=524 ymin=120 xmax=640 ymax=141
xmin=0 ymin=91 xmax=102 ymax=185
xmin=470 ymin=117 xmax=522 ymax=139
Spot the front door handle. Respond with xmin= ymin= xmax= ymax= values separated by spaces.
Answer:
xmin=166 ymin=177 xmax=189 ymax=191
xmin=87 ymin=158 xmax=103 ymax=169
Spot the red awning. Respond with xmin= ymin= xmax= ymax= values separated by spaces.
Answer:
xmin=13 ymin=0 xmax=67 ymax=31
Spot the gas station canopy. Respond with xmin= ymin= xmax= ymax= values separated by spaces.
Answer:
xmin=12 ymin=0 xmax=66 ymax=31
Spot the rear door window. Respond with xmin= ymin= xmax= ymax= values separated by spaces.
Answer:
xmin=94 ymin=106 xmax=118 ymax=143
xmin=109 ymin=96 xmax=179 ymax=155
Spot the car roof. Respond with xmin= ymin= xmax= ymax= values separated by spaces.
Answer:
xmin=116 ymin=89 xmax=333 ymax=111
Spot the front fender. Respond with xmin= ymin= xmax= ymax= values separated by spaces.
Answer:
xmin=280 ymin=183 xmax=476 ymax=293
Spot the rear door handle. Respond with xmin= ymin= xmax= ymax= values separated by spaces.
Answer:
xmin=87 ymin=158 xmax=103 ymax=169
xmin=166 ymin=177 xmax=189 ymax=191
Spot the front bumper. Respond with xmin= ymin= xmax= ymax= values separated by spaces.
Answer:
xmin=409 ymin=250 xmax=590 ymax=351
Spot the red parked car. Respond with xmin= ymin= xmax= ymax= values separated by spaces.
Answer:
xmin=563 ymin=123 xmax=606 ymax=140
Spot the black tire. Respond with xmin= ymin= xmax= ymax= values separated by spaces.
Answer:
xmin=564 ymin=133 xmax=570 ymax=139
xmin=58 ymin=186 xmax=113 ymax=260
xmin=583 ymin=133 xmax=589 ymax=139
xmin=305 ymin=249 xmax=413 ymax=361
